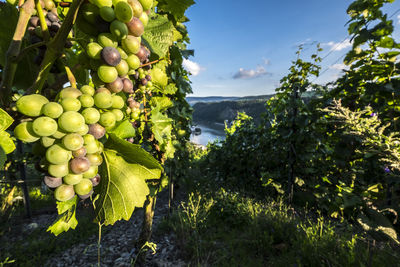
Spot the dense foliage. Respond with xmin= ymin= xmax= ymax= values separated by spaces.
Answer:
xmin=192 ymin=0 xmax=400 ymax=242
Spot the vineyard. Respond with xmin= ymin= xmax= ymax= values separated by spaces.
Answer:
xmin=1 ymin=0 xmax=400 ymax=266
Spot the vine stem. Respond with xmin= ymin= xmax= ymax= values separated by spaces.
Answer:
xmin=16 ymin=41 xmax=46 ymax=61
xmin=28 ymin=0 xmax=85 ymax=94
xmin=97 ymin=222 xmax=102 ymax=267
xmin=140 ymin=58 xmax=165 ymax=68
xmin=35 ymin=0 xmax=50 ymax=42
xmin=0 ymin=0 xmax=35 ymax=105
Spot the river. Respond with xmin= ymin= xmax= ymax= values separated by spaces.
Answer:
xmin=190 ymin=122 xmax=226 ymax=146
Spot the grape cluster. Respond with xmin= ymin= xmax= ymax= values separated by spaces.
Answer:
xmin=27 ymin=0 xmax=72 ymax=67
xmin=13 ymin=85 xmax=126 ymax=201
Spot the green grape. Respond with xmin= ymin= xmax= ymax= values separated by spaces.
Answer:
xmin=74 ymin=179 xmax=93 ymax=195
xmin=61 ymin=97 xmax=82 ymax=112
xmin=98 ymin=65 xmax=118 ymax=83
xmin=127 ymin=54 xmax=140 ymax=70
xmin=87 ymin=42 xmax=103 ymax=60
xmin=76 ymin=124 xmax=90 ymax=136
xmin=48 ymin=163 xmax=69 ymax=178
xmin=93 ymin=0 xmax=112 ymax=8
xmin=42 ymin=102 xmax=63 ymax=118
xmin=114 ymin=1 xmax=133 ymax=22
xmin=63 ymin=173 xmax=83 ymax=185
xmin=116 ymin=59 xmax=129 ymax=76
xmin=98 ymin=33 xmax=118 ymax=48
xmin=94 ymin=92 xmax=113 ymax=108
xmin=121 ymin=35 xmax=140 ymax=54
xmin=58 ymin=111 xmax=86 ymax=133
xmin=81 ymin=85 xmax=95 ymax=96
xmin=41 ymin=136 xmax=56 ymax=147
xmin=54 ymin=184 xmax=75 ymax=202
xmin=87 ymin=153 xmax=103 ymax=166
xmin=82 ymin=165 xmax=99 ymax=179
xmin=32 ymin=117 xmax=58 ymax=137
xmin=79 ymin=94 xmax=95 ymax=108
xmin=111 ymin=95 xmax=125 ymax=109
xmin=52 ymin=129 xmax=67 ymax=139
xmin=128 ymin=0 xmax=143 ymax=17
xmin=62 ymin=133 xmax=84 ymax=151
xmin=16 ymin=94 xmax=49 ymax=117
xmin=99 ymin=6 xmax=115 ymax=22
xmin=117 ymin=47 xmax=128 ymax=60
xmin=59 ymin=87 xmax=82 ymax=99
xmin=46 ymin=144 xmax=72 ymax=165
xmin=82 ymin=108 xmax=101 ymax=124
xmin=81 ymin=3 xmax=100 ymax=25
xmin=139 ymin=11 xmax=148 ymax=26
xmin=99 ymin=111 xmax=116 ymax=127
xmin=111 ymin=109 xmax=124 ymax=121
xmin=110 ymin=20 xmax=128 ymax=40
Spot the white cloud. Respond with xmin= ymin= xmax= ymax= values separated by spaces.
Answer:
xmin=397 ymin=14 xmax=400 ymax=24
xmin=329 ymin=63 xmax=349 ymax=71
xmin=233 ymin=66 xmax=269 ymax=79
xmin=323 ymin=39 xmax=352 ymax=51
xmin=262 ymin=57 xmax=270 ymax=65
xmin=182 ymin=59 xmax=204 ymax=76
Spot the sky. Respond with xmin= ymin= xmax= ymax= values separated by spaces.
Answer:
xmin=182 ymin=0 xmax=400 ymax=97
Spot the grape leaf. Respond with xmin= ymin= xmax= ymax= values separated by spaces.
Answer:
xmin=94 ymin=135 xmax=162 ymax=225
xmin=142 ymin=14 xmax=174 ymax=58
xmin=108 ymin=120 xmax=136 ymax=139
xmin=47 ymin=196 xmax=78 ymax=236
xmin=0 ymin=131 xmax=15 ymax=154
xmin=157 ymin=0 xmax=195 ymax=21
xmin=150 ymin=96 xmax=173 ymax=111
xmin=150 ymin=107 xmax=172 ymax=146
xmin=0 ymin=108 xmax=13 ymax=132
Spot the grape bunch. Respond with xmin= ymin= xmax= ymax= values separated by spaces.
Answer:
xmin=27 ymin=0 xmax=72 ymax=67
xmin=12 ymin=85 xmax=127 ymax=201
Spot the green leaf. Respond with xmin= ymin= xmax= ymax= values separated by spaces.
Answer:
xmin=47 ymin=196 xmax=78 ymax=236
xmin=106 ymin=134 xmax=163 ymax=170
xmin=108 ymin=120 xmax=136 ymax=139
xmin=0 ymin=3 xmax=18 ymax=66
xmin=157 ymin=0 xmax=195 ymax=21
xmin=142 ymin=14 xmax=174 ymax=58
xmin=0 ymin=131 xmax=15 ymax=154
xmin=164 ymin=83 xmax=178 ymax=94
xmin=94 ymin=148 xmax=162 ymax=225
xmin=0 ymin=108 xmax=13 ymax=132
xmin=150 ymin=107 xmax=172 ymax=146
xmin=150 ymin=96 xmax=173 ymax=111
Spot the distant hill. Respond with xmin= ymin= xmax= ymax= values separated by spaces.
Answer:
xmin=191 ymin=94 xmax=274 ymax=124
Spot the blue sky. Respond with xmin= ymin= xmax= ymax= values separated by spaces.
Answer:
xmin=183 ymin=0 xmax=400 ymax=97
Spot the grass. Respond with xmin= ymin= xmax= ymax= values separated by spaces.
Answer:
xmin=160 ymin=188 xmax=400 ymax=267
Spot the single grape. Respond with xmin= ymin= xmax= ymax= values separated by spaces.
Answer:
xmin=82 ymin=107 xmax=101 ymax=124
xmin=88 ymin=123 xmax=106 ymax=139
xmin=99 ymin=111 xmax=116 ymax=127
xmin=76 ymin=124 xmax=90 ymax=136
xmin=59 ymin=87 xmax=83 ymax=99
xmin=127 ymin=54 xmax=140 ymax=70
xmin=110 ymin=20 xmax=128 ymax=40
xmin=58 ymin=111 xmax=86 ymax=133
xmin=86 ymin=42 xmax=103 ymax=60
xmin=91 ymin=174 xmax=101 ymax=186
xmin=74 ymin=179 xmax=93 ymax=196
xmin=98 ymin=65 xmax=118 ymax=83
xmin=99 ymin=6 xmax=115 ymax=22
xmin=96 ymin=87 xmax=112 ymax=94
xmin=87 ymin=153 xmax=103 ymax=166
xmin=136 ymin=46 xmax=148 ymax=63
xmin=139 ymin=11 xmax=148 ymax=26
xmin=69 ymin=157 xmax=91 ymax=174
xmin=117 ymin=47 xmax=128 ymax=60
xmin=46 ymin=144 xmax=72 ymax=165
xmin=62 ymin=133 xmax=84 ymax=151
xmin=115 ymin=1 xmax=133 ymax=22
xmin=107 ymin=77 xmax=124 ymax=93
xmin=42 ymin=102 xmax=64 ymax=118
xmin=128 ymin=0 xmax=143 ymax=17
xmin=32 ymin=116 xmax=58 ymax=137
xmin=94 ymin=92 xmax=113 ymax=108
xmin=79 ymin=94 xmax=95 ymax=108
xmin=111 ymin=95 xmax=125 ymax=109
xmin=80 ymin=86 xmax=95 ymax=97
xmin=48 ymin=162 xmax=70 ymax=178
xmin=54 ymin=184 xmax=75 ymax=202
xmin=98 ymin=33 xmax=118 ymax=48
xmin=44 ymin=176 xmax=63 ymax=189
xmin=122 ymin=78 xmax=134 ymax=93
xmin=52 ymin=129 xmax=67 ymax=139
xmin=126 ymin=17 xmax=144 ymax=37
xmin=63 ymin=173 xmax=83 ymax=185
xmin=73 ymin=146 xmax=87 ymax=158
xmin=82 ymin=165 xmax=99 ymax=179
xmin=16 ymin=94 xmax=49 ymax=117
xmin=61 ymin=97 xmax=82 ymax=112
xmin=111 ymin=109 xmax=124 ymax=121
xmin=115 ymin=59 xmax=129 ymax=76
xmin=101 ymin=46 xmax=121 ymax=66
xmin=121 ymin=35 xmax=140 ymax=54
